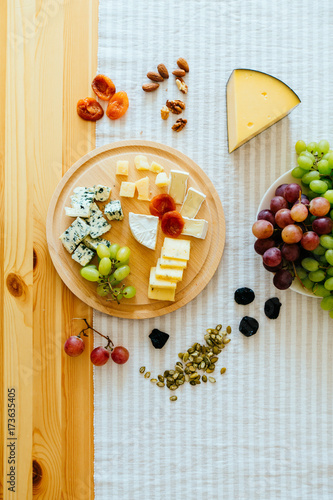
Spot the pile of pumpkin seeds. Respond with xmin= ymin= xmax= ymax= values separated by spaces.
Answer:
xmin=139 ymin=324 xmax=231 ymax=401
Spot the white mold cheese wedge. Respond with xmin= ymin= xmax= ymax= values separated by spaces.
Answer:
xmin=161 ymin=237 xmax=191 ymax=260
xmin=129 ymin=212 xmax=159 ymax=250
xmin=182 ymin=217 xmax=208 ymax=239
xmin=180 ymin=187 xmax=206 ymax=218
xmin=155 ymin=172 xmax=170 ymax=187
xmin=135 ymin=177 xmax=150 ymax=201
xmin=149 ymin=267 xmax=177 ymax=289
xmin=168 ymin=170 xmax=189 ymax=204
xmin=134 ymin=155 xmax=150 ymax=171
xmin=148 ymin=285 xmax=175 ymax=302
xmin=227 ymin=69 xmax=300 ymax=153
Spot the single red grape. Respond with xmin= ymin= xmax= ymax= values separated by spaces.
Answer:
xmin=64 ymin=336 xmax=85 ymax=357
xmin=281 ymin=224 xmax=303 ymax=243
xmin=309 ymin=197 xmax=330 ymax=217
xmin=275 ymin=184 xmax=288 ymax=197
xmin=91 ymin=346 xmax=110 ymax=366
xmin=301 ymin=231 xmax=320 ymax=251
xmin=290 ymin=202 xmax=308 ymax=222
xmin=111 ymin=346 xmax=130 ymax=364
xmin=284 ymin=183 xmax=302 ymax=203
xmin=281 ymin=243 xmax=300 ymax=262
xmin=270 ymin=196 xmax=289 ymax=213
xmin=275 ymin=208 xmax=294 ymax=228
xmin=263 ymin=261 xmax=283 ymax=273
xmin=263 ymin=247 xmax=282 ymax=267
xmin=312 ymin=217 xmax=333 ymax=235
xmin=273 ymin=269 xmax=293 ymax=290
xmin=252 ymin=220 xmax=274 ymax=239
xmin=254 ymin=237 xmax=275 ymax=255
xmin=257 ymin=209 xmax=276 ymax=226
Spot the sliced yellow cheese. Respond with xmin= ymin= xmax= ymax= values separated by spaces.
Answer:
xmin=134 ymin=155 xmax=150 ymax=171
xmin=155 ymin=259 xmax=183 ymax=282
xmin=162 ymin=237 xmax=191 ymax=260
xmin=149 ymin=267 xmax=177 ymax=289
xmin=148 ymin=285 xmax=175 ymax=302
xmin=227 ymin=69 xmax=300 ymax=153
xmin=120 ymin=181 xmax=136 ymax=198
xmin=116 ymin=160 xmax=129 ymax=176
xmin=150 ymin=161 xmax=164 ymax=173
xmin=155 ymin=172 xmax=170 ymax=187
xmin=135 ymin=176 xmax=150 ymax=200
xmin=159 ymin=256 xmax=187 ymax=269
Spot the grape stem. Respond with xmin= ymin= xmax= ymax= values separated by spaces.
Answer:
xmin=74 ymin=318 xmax=114 ymax=350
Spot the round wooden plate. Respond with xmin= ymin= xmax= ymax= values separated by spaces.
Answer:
xmin=47 ymin=140 xmax=225 ymax=319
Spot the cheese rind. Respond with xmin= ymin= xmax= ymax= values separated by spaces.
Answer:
xmin=134 ymin=155 xmax=150 ymax=171
xmin=71 ymin=243 xmax=95 ymax=266
xmin=155 ymin=259 xmax=183 ymax=282
xmin=149 ymin=267 xmax=177 ymax=289
xmin=116 ymin=160 xmax=129 ymax=176
xmin=135 ymin=177 xmax=150 ymax=201
xmin=155 ymin=172 xmax=170 ymax=187
xmin=129 ymin=212 xmax=159 ymax=250
xmin=180 ymin=187 xmax=206 ymax=218
xmin=227 ymin=69 xmax=301 ymax=153
xmin=120 ymin=182 xmax=136 ymax=198
xmin=162 ymin=237 xmax=191 ymax=260
xmin=148 ymin=285 xmax=175 ymax=302
xmin=168 ymin=170 xmax=189 ymax=204
xmin=182 ymin=217 xmax=209 ymax=239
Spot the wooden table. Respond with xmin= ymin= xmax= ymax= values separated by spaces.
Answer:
xmin=1 ymin=1 xmax=98 ymax=497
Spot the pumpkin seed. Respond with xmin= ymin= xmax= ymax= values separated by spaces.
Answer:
xmin=208 ymin=377 xmax=216 ymax=383
xmin=176 ymin=361 xmax=183 ymax=368
xmin=188 ymin=355 xmax=194 ymax=362
xmin=206 ymin=339 xmax=213 ymax=346
xmin=202 ymin=346 xmax=206 ymax=354
xmin=190 ymin=373 xmax=199 ymax=379
xmin=167 ymin=376 xmax=174 ymax=383
xmin=184 ymin=367 xmax=190 ymax=374
xmin=189 ymin=366 xmax=196 ymax=372
xmin=193 ymin=363 xmax=198 ymax=369
xmin=157 ymin=382 xmax=165 ymax=387
xmin=170 ymin=396 xmax=177 ymax=401
xmin=220 ymin=367 xmax=227 ymax=375
xmin=183 ymin=352 xmax=189 ymax=362
xmin=139 ymin=366 xmax=145 ymax=374
xmin=226 ymin=326 xmax=231 ymax=334
xmin=178 ymin=353 xmax=184 ymax=360
xmin=185 ymin=374 xmax=190 ymax=382
xmin=206 ymin=368 xmax=214 ymax=374
xmin=196 ymin=343 xmax=201 ymax=351
xmin=173 ymin=372 xmax=179 ymax=380
xmin=170 ymin=385 xmax=178 ymax=391
xmin=190 ymin=380 xmax=196 ymax=386
xmin=144 ymin=372 xmax=151 ymax=379
xmin=196 ymin=356 xmax=203 ymax=363
xmin=177 ymin=379 xmax=184 ymax=385
xmin=216 ymin=324 xmax=222 ymax=331
xmin=176 ymin=366 xmax=184 ymax=373
xmin=188 ymin=347 xmax=195 ymax=354
xmin=164 ymin=370 xmax=170 ymax=377
xmin=211 ymin=357 xmax=218 ymax=364
xmin=158 ymin=375 xmax=164 ymax=382
xmin=169 ymin=370 xmax=175 ymax=376
xmin=206 ymin=329 xmax=212 ymax=334
xmin=150 ymin=378 xmax=157 ymax=383
xmin=224 ymin=338 xmax=231 ymax=344
xmin=202 ymin=375 xmax=207 ymax=383
xmin=200 ymin=361 xmax=206 ymax=370
xmin=213 ymin=346 xmax=220 ymax=354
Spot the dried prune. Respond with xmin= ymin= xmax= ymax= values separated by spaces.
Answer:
xmin=77 ymin=97 xmax=104 ymax=121
xmin=149 ymin=329 xmax=169 ymax=349
xmin=239 ymin=316 xmax=259 ymax=337
xmin=234 ymin=287 xmax=255 ymax=305
xmin=264 ymin=297 xmax=282 ymax=319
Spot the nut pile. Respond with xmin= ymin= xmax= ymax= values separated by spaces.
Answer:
xmin=139 ymin=324 xmax=230 ymax=401
xmin=142 ymin=58 xmax=189 ymax=132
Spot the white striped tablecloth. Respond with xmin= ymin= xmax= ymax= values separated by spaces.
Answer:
xmin=94 ymin=1 xmax=333 ymax=498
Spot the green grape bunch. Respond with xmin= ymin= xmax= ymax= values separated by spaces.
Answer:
xmin=80 ymin=243 xmax=136 ymax=303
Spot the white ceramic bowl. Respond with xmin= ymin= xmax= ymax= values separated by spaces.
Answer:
xmin=257 ymin=169 xmax=320 ymax=298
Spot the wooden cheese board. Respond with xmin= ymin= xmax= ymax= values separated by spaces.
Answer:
xmin=46 ymin=140 xmax=225 ymax=319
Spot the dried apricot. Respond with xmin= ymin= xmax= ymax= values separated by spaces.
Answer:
xmin=106 ymin=91 xmax=129 ymax=120
xmin=161 ymin=211 xmax=185 ymax=238
xmin=92 ymin=74 xmax=116 ymax=101
xmin=149 ymin=194 xmax=176 ymax=219
xmin=77 ymin=97 xmax=104 ymax=121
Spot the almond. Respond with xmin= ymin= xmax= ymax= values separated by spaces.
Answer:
xmin=147 ymin=71 xmax=164 ymax=82
xmin=157 ymin=64 xmax=169 ymax=79
xmin=172 ymin=69 xmax=186 ymax=77
xmin=142 ymin=82 xmax=159 ymax=92
xmin=177 ymin=57 xmax=189 ymax=72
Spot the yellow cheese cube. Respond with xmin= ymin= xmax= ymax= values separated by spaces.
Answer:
xmin=155 ymin=172 xmax=170 ymax=187
xmin=135 ymin=176 xmax=150 ymax=201
xmin=119 ymin=181 xmax=136 ymax=198
xmin=159 ymin=256 xmax=187 ymax=269
xmin=149 ymin=267 xmax=177 ymax=289
xmin=162 ymin=237 xmax=191 ymax=260
xmin=134 ymin=155 xmax=150 ymax=171
xmin=116 ymin=160 xmax=129 ymax=176
xmin=150 ymin=161 xmax=164 ymax=173
xmin=148 ymin=285 xmax=175 ymax=302
xmin=155 ymin=259 xmax=183 ymax=282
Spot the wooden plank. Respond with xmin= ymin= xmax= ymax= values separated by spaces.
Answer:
xmin=2 ymin=1 xmax=34 ymax=498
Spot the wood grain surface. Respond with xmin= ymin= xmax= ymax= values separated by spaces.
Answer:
xmin=1 ymin=1 xmax=98 ymax=498
xmin=47 ymin=141 xmax=226 ymax=319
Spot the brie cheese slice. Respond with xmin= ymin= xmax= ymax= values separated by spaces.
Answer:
xmin=128 ymin=212 xmax=159 ymax=250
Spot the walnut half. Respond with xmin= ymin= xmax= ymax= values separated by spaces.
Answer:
xmin=166 ymin=100 xmax=186 ymax=114
xmin=175 ymin=78 xmax=188 ymax=94
xmin=160 ymin=105 xmax=170 ymax=120
xmin=172 ymin=118 xmax=187 ymax=132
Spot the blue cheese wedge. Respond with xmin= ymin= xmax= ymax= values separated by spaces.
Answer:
xmin=180 ymin=188 xmax=206 ymax=218
xmin=59 ymin=217 xmax=91 ymax=253
xmin=88 ymin=214 xmax=111 ymax=238
xmin=104 ymin=200 xmax=124 ymax=221
xmin=94 ymin=185 xmax=111 ymax=202
xmin=71 ymin=243 xmax=95 ymax=266
xmin=129 ymin=212 xmax=158 ymax=250
xmin=182 ymin=217 xmax=208 ymax=239
xmin=168 ymin=170 xmax=189 ymax=204
xmin=82 ymin=235 xmax=111 ymax=251
xmin=89 ymin=202 xmax=103 ymax=218
xmin=65 ymin=205 xmax=92 ymax=218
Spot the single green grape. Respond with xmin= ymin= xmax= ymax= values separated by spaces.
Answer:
xmin=301 ymin=171 xmax=320 ymax=185
xmin=320 ymin=295 xmax=333 ymax=310
xmin=308 ymin=270 xmax=326 ymax=282
xmin=313 ymin=284 xmax=331 ymax=297
xmin=84 ymin=264 xmax=98 ymax=269
xmin=96 ymin=284 xmax=109 ymax=297
xmin=295 ymin=140 xmax=307 ymax=154
xmin=109 ymin=243 xmax=120 ymax=260
xmin=318 ymin=255 xmax=328 ymax=265
xmin=292 ymin=167 xmax=307 ymax=178
xmin=97 ymin=243 xmax=111 ymax=259
xmin=323 ymin=190 xmax=333 ymax=204
xmin=312 ymin=245 xmax=326 ymax=256
xmin=307 ymin=190 xmax=318 ymax=200
xmin=114 ymin=258 xmax=129 ymax=269
xmin=317 ymin=140 xmax=330 ymax=155
xmin=300 ymin=150 xmax=316 ymax=162
xmin=302 ymin=277 xmax=314 ymax=290
xmin=326 ymin=152 xmax=333 ymax=168
xmin=320 ymin=235 xmax=333 ymax=249
xmin=295 ymin=267 xmax=307 ymax=279
xmin=302 ymin=258 xmax=319 ymax=272
xmin=318 ymin=159 xmax=332 ymax=175
xmin=113 ymin=265 xmax=130 ymax=282
xmin=324 ymin=277 xmax=333 ymax=290
xmin=327 ymin=267 xmax=333 ymax=277
xmin=324 ymin=179 xmax=333 ymax=190
xmin=80 ymin=266 xmax=100 ymax=282
xmin=122 ymin=285 xmax=136 ymax=299
xmin=99 ymin=257 xmax=112 ymax=276
xmin=325 ymin=250 xmax=333 ymax=266
xmin=309 ymin=180 xmax=328 ymax=194
xmin=306 ymin=141 xmax=318 ymax=154
xmin=116 ymin=246 xmax=131 ymax=263
xmin=297 ymin=155 xmax=313 ymax=171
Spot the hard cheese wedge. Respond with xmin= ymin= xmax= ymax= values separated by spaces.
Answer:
xmin=155 ymin=259 xmax=183 ymax=282
xmin=162 ymin=237 xmax=191 ymax=260
xmin=148 ymin=285 xmax=175 ymax=302
xmin=149 ymin=267 xmax=177 ymax=289
xmin=227 ymin=69 xmax=300 ymax=153
xmin=159 ymin=256 xmax=187 ymax=269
